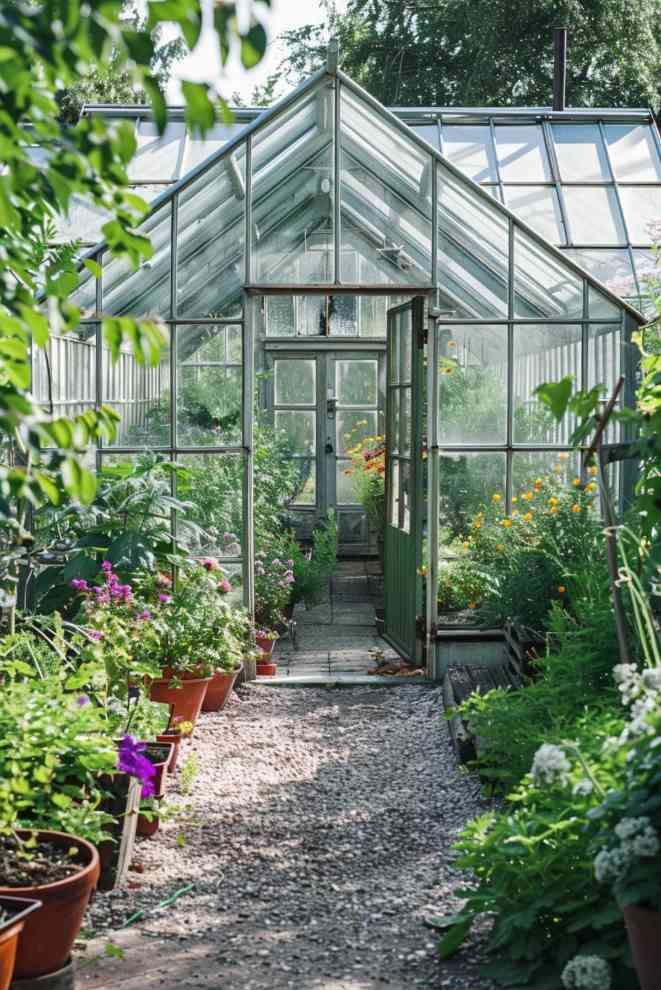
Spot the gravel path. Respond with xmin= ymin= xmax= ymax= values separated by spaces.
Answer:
xmin=80 ymin=684 xmax=492 ymax=989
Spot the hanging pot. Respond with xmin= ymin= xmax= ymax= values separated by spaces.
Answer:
xmin=0 ymin=899 xmax=41 ymax=990
xmin=149 ymin=673 xmax=211 ymax=733
xmin=202 ymin=665 xmax=243 ymax=713
xmin=623 ymin=904 xmax=661 ymax=990
xmin=0 ymin=832 xmax=99 ymax=981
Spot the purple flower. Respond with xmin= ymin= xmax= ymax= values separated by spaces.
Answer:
xmin=87 ymin=630 xmax=103 ymax=641
xmin=158 ymin=593 xmax=171 ymax=603
xmin=77 ymin=695 xmax=90 ymax=706
xmin=137 ymin=608 xmax=151 ymax=621
xmin=102 ymin=560 xmax=113 ymax=572
xmin=70 ymin=578 xmax=89 ymax=591
xmin=117 ymin=734 xmax=156 ymax=799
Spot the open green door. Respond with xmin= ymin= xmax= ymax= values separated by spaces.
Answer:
xmin=383 ymin=298 xmax=425 ymax=663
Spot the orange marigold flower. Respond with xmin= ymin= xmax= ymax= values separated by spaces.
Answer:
xmin=534 ymin=478 xmax=542 ymax=490
xmin=571 ymin=504 xmax=581 ymax=514
xmin=588 ymin=465 xmax=598 ymax=476
xmin=549 ymin=506 xmax=558 ymax=515
xmin=548 ymin=496 xmax=558 ymax=507
xmin=585 ymin=482 xmax=597 ymax=494
xmin=558 ymin=585 xmax=566 ymax=593
xmin=572 ymin=477 xmax=582 ymax=487
xmin=501 ymin=518 xmax=513 ymax=528
xmin=521 ymin=491 xmax=533 ymax=501
xmin=467 ymin=601 xmax=477 ymax=609
xmin=522 ymin=511 xmax=533 ymax=522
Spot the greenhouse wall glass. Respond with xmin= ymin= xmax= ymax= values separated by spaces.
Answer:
xmin=46 ymin=65 xmax=659 ymax=677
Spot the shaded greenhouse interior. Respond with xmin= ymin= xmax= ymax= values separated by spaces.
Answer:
xmin=40 ymin=63 xmax=657 ymax=675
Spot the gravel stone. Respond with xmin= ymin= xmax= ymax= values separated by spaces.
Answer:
xmin=81 ymin=684 xmax=494 ymax=988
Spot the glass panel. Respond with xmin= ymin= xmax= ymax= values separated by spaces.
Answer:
xmin=389 ymin=459 xmax=400 ymax=528
xmin=563 ymin=186 xmax=625 ymax=245
xmin=336 ymin=360 xmax=377 ymax=405
xmin=55 ymin=195 xmax=112 ymax=246
xmin=511 ymin=451 xmax=580 ymax=499
xmin=293 ymin=460 xmax=316 ymax=505
xmin=275 ymin=410 xmax=315 ymax=455
xmin=513 ymin=324 xmax=582 ymax=443
xmin=252 ymin=82 xmax=334 ymax=284
xmin=183 ymin=124 xmax=245 ymax=170
xmin=336 ymin=460 xmax=358 ymax=503
xmin=438 ymin=452 xmax=506 ymax=546
xmin=441 ymin=124 xmax=498 ymax=183
xmin=400 ymin=390 xmax=411 ymax=456
xmin=438 ymin=324 xmax=507 ymax=444
xmin=400 ymin=461 xmax=411 ymax=534
xmin=103 ymin=202 xmax=171 ymax=317
xmin=389 ymin=312 xmax=401 ymax=384
xmin=564 ymin=248 xmax=636 ymax=299
xmin=359 ymin=295 xmax=388 ymax=337
xmin=589 ymin=285 xmax=622 ymax=319
xmin=410 ymin=123 xmax=440 ymax=149
xmin=633 ymin=249 xmax=658 ymax=313
xmin=129 ymin=120 xmax=186 ymax=181
xmin=341 ymin=86 xmax=433 ymax=285
xmin=337 ymin=411 xmax=376 ymax=455
xmin=177 ymin=324 xmax=242 ymax=447
xmin=437 ymin=163 xmax=509 ymax=318
xmin=400 ymin=311 xmax=412 ymax=383
xmin=552 ymin=124 xmax=609 ymax=181
xmin=265 ymin=296 xmax=295 ymax=336
xmin=618 ymin=186 xmax=661 ymax=243
xmin=34 ymin=328 xmax=97 ymax=421
xmin=227 ymin=325 xmax=242 ymax=362
xmin=514 ymin=229 xmax=583 ymax=318
xmin=329 ymin=293 xmax=358 ymax=335
xmin=275 ymin=359 xmax=315 ymax=405
xmin=504 ymin=186 xmax=565 ymax=244
xmin=588 ymin=323 xmax=625 ymax=444
xmin=177 ymin=151 xmax=245 ymax=317
xmin=604 ymin=124 xmax=661 ymax=182
xmin=102 ymin=325 xmax=170 ymax=447
xmin=494 ymin=125 xmax=551 ymax=181
xmin=176 ymin=453 xmax=244 ymax=557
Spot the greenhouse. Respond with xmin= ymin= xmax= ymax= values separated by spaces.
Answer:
xmin=37 ymin=64 xmax=657 ymax=673
xmin=3 ymin=23 xmax=661 ymax=990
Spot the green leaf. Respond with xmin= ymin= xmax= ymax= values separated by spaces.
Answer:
xmin=214 ymin=3 xmax=236 ymax=65
xmin=18 ymin=305 xmax=50 ymax=347
xmin=83 ymin=258 xmax=102 ymax=279
xmin=182 ymin=80 xmax=215 ymax=135
xmin=104 ymin=942 xmax=125 ymax=960
xmin=534 ymin=376 xmax=574 ymax=422
xmin=240 ymin=21 xmax=267 ymax=69
xmin=438 ymin=918 xmax=473 ymax=959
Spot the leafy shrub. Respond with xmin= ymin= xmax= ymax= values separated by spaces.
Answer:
xmin=437 ymin=557 xmax=490 ymax=612
xmin=290 ymin=511 xmax=338 ymax=609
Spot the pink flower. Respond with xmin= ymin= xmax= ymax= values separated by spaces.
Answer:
xmin=202 ymin=557 xmax=220 ymax=572
xmin=137 ymin=608 xmax=151 ymax=621
xmin=218 ymin=579 xmax=232 ymax=594
xmin=70 ymin=578 xmax=89 ymax=591
xmin=159 ymin=593 xmax=171 ymax=603
xmin=101 ymin=560 xmax=113 ymax=572
xmin=88 ymin=630 xmax=103 ymax=641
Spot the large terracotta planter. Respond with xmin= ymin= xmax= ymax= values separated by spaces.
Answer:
xmin=623 ymin=904 xmax=661 ymax=990
xmin=202 ymin=665 xmax=243 ymax=713
xmin=149 ymin=672 xmax=211 ymax=733
xmin=0 ymin=898 xmax=41 ymax=990
xmin=0 ymin=831 xmax=99 ymax=980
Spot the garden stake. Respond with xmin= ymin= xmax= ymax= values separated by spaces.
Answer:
xmin=121 ymin=883 xmax=195 ymax=929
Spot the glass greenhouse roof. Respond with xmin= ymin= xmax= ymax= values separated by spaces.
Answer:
xmin=42 ymin=85 xmax=661 ymax=315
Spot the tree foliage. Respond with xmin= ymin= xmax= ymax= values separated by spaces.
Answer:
xmin=278 ymin=0 xmax=660 ymax=109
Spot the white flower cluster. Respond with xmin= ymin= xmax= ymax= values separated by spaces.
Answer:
xmin=561 ymin=954 xmax=611 ymax=990
xmin=572 ymin=779 xmax=593 ymax=797
xmin=594 ymin=816 xmax=660 ymax=884
xmin=612 ymin=662 xmax=661 ymax=741
xmin=613 ymin=663 xmax=642 ymax=705
xmin=531 ymin=743 xmax=571 ymax=787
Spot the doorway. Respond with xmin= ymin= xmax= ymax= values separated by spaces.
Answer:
xmin=265 ymin=348 xmax=386 ymax=556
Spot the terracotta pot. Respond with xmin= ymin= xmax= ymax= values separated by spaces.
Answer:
xmin=202 ymin=665 xmax=242 ymax=713
xmin=0 ymin=899 xmax=41 ymax=990
xmin=255 ymin=637 xmax=275 ymax=658
xmin=0 ymin=831 xmax=99 ymax=980
xmin=623 ymin=904 xmax=661 ymax=990
xmin=136 ymin=806 xmax=161 ymax=838
xmin=142 ymin=742 xmax=174 ymax=799
xmin=149 ymin=674 xmax=211 ymax=732
xmin=256 ymin=661 xmax=277 ymax=677
xmin=156 ymin=733 xmax=183 ymax=774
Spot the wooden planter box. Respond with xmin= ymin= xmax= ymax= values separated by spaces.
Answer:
xmin=503 ymin=621 xmax=545 ymax=678
xmin=97 ymin=773 xmax=141 ymax=892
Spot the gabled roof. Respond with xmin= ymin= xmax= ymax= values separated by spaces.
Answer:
xmin=70 ymin=66 xmax=648 ymax=325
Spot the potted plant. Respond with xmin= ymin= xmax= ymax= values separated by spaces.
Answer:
xmin=255 ymin=629 xmax=279 ymax=676
xmin=157 ymin=717 xmax=193 ymax=773
xmin=590 ymin=663 xmax=661 ymax=990
xmin=136 ymin=741 xmax=174 ymax=837
xmin=0 ymin=898 xmax=41 ymax=990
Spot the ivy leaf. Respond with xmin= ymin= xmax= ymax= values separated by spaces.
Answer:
xmin=534 ymin=376 xmax=574 ymax=422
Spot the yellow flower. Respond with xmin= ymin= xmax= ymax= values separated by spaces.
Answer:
xmin=495 ymin=543 xmax=505 ymax=552
xmin=571 ymin=504 xmax=581 ymax=514
xmin=585 ymin=482 xmax=597 ymax=494
xmin=511 ymin=496 xmax=518 ymax=504
xmin=549 ymin=506 xmax=558 ymax=515
xmin=512 ymin=509 xmax=519 ymax=517
xmin=521 ymin=491 xmax=533 ymax=501
xmin=417 ymin=565 xmax=428 ymax=577
xmin=501 ymin=518 xmax=513 ymax=528
xmin=559 ymin=452 xmax=569 ymax=461
xmin=534 ymin=478 xmax=542 ymax=491
xmin=462 ymin=541 xmax=470 ymax=549
xmin=548 ymin=496 xmax=558 ymax=507
xmin=491 ymin=493 xmax=502 ymax=503
xmin=473 ymin=520 xmax=482 ymax=530
xmin=572 ymin=477 xmax=582 ymax=487
xmin=522 ymin=511 xmax=533 ymax=522
xmin=588 ymin=465 xmax=598 ymax=476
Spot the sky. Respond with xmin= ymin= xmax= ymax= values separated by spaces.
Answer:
xmin=167 ymin=1 xmax=341 ymax=104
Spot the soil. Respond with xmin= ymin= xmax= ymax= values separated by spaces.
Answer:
xmin=0 ymin=836 xmax=84 ymax=888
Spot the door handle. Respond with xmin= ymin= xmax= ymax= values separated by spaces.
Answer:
xmin=325 ymin=438 xmax=334 ymax=454
xmin=327 ymin=397 xmax=337 ymax=416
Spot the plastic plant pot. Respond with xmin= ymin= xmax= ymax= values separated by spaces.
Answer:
xmin=0 ymin=898 xmax=42 ymax=990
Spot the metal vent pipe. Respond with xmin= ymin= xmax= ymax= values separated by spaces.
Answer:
xmin=553 ymin=27 xmax=568 ymax=111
